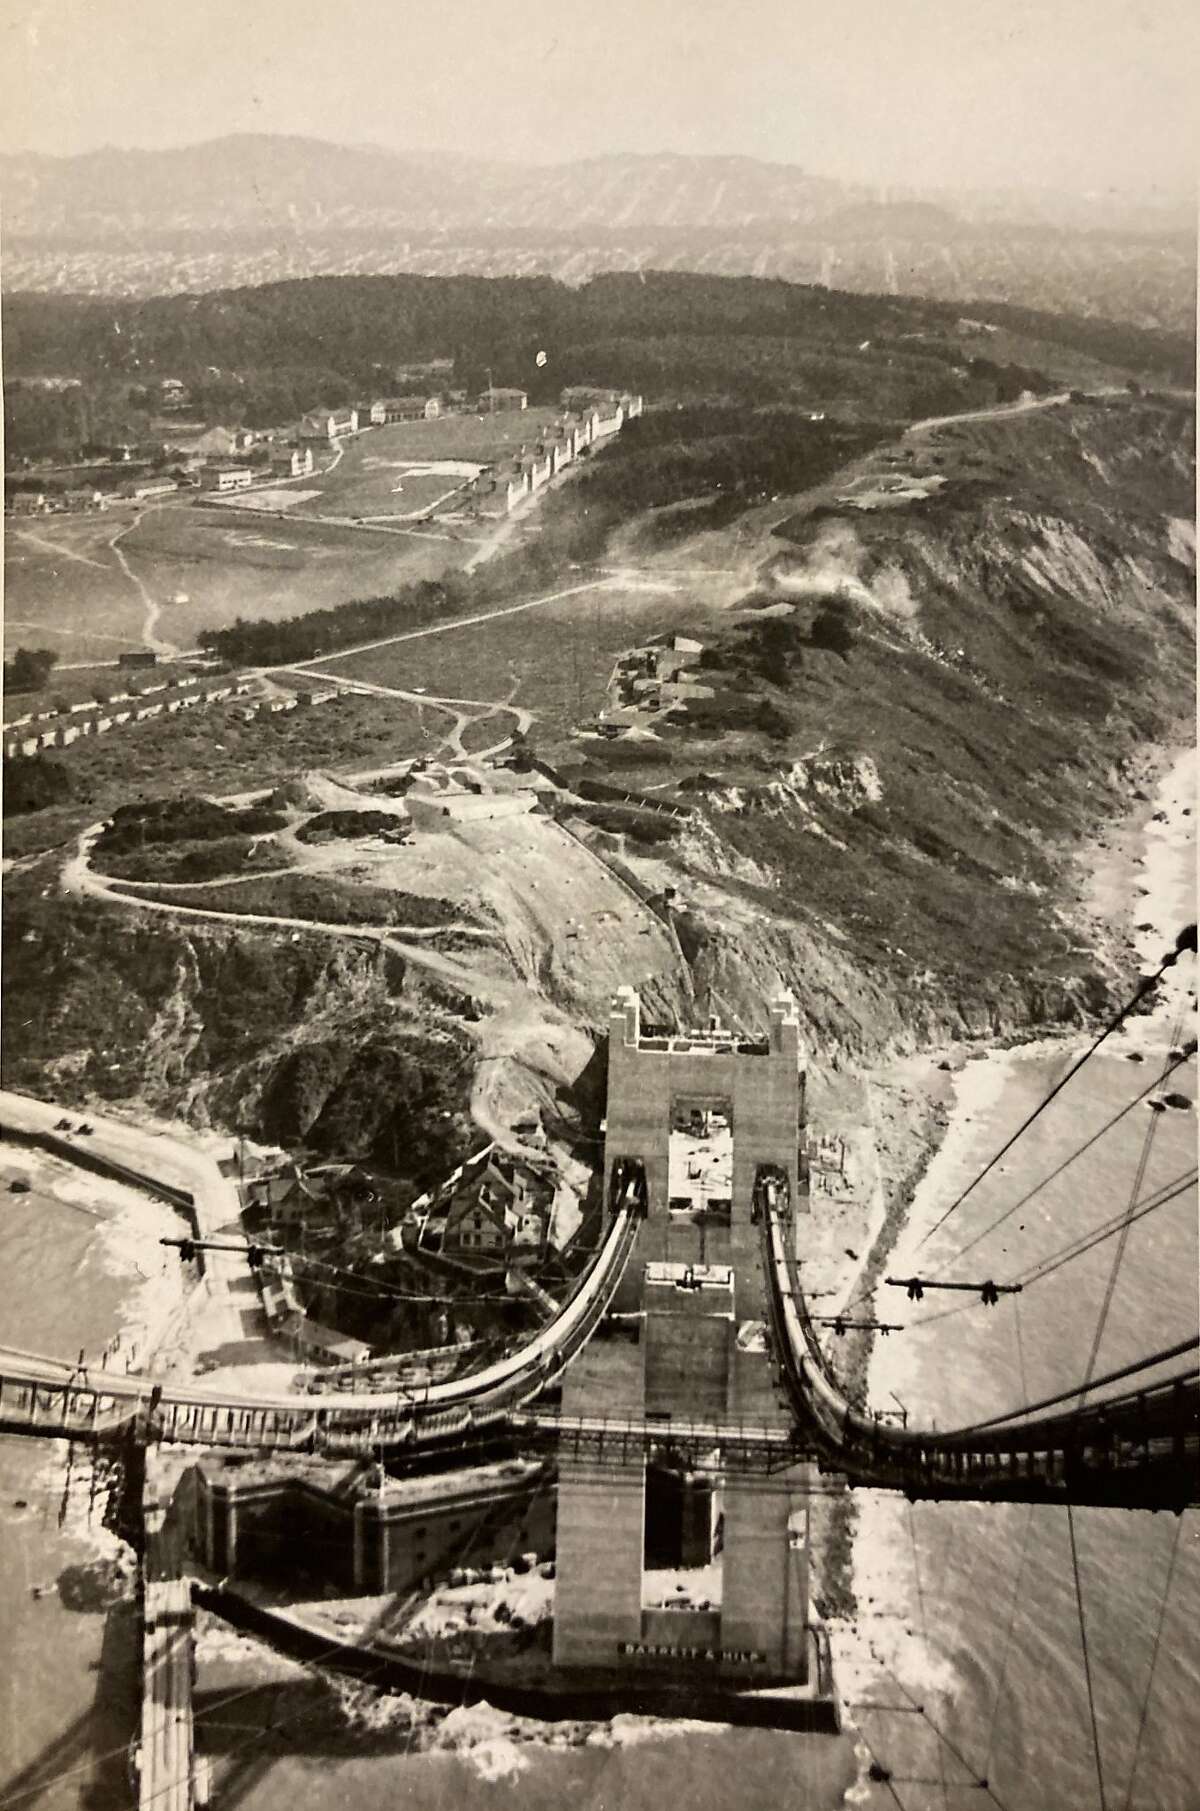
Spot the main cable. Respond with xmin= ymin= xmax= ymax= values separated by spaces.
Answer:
xmin=944 ymin=1335 xmax=1198 ymax=1438
xmin=942 ymin=1050 xmax=1192 ymax=1273
xmin=915 ymin=942 xmax=1191 ymax=1254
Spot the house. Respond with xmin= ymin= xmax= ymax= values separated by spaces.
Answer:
xmin=299 ymin=408 xmax=359 ymax=443
xmin=560 ymin=385 xmax=623 ymax=411
xmin=200 ymin=464 xmax=254 ymax=492
xmin=270 ymin=447 xmax=315 ymax=479
xmin=244 ymin=1170 xmax=312 ymax=1226
xmin=439 ymin=1151 xmax=549 ymax=1258
xmin=596 ymin=707 xmax=641 ymax=736
xmin=394 ymin=357 xmax=454 ymax=382
xmin=187 ymin=426 xmax=241 ymax=460
xmin=64 ymin=487 xmax=104 ymax=512
xmin=477 ymin=387 xmax=527 ymax=413
xmin=377 ymin=396 xmax=442 ymax=423
xmin=118 ymin=651 xmax=158 ymax=671
xmin=133 ymin=478 xmax=178 ymax=501
xmin=8 ymin=490 xmax=48 ymax=515
xmin=405 ymin=785 xmax=537 ymax=829
xmin=282 ymin=1312 xmax=371 ymax=1367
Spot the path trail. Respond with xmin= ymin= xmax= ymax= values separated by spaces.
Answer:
xmin=9 ymin=527 xmax=109 ymax=570
xmin=107 ymin=510 xmax=181 ymax=656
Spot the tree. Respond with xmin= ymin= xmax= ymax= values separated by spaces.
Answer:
xmin=810 ymin=605 xmax=856 ymax=660
xmin=4 ymin=647 xmax=60 ymax=693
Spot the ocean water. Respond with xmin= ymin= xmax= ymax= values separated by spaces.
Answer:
xmin=0 ymin=1150 xmax=179 ymax=1811
xmin=852 ymin=1041 xmax=1200 ymax=1811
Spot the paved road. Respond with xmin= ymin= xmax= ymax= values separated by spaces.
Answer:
xmin=0 ymin=1089 xmax=261 ymax=1376
xmin=904 ymin=391 xmax=1071 ymax=436
xmin=271 ymin=575 xmax=616 ymax=674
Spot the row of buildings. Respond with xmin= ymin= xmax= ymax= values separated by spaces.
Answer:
xmin=295 ymin=384 xmax=530 ymax=446
xmin=4 ymin=674 xmax=253 ymax=759
xmin=593 ymin=632 xmax=712 ymax=736
xmin=6 ymin=382 xmax=642 ymax=516
xmin=496 ymin=392 xmax=643 ymax=516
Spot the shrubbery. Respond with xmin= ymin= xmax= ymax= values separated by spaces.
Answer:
xmin=3 ymin=755 xmax=74 ymax=817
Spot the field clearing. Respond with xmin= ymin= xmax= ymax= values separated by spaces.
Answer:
xmin=5 ymin=511 xmax=154 ymax=660
xmin=5 ymin=497 xmax=475 ymax=660
xmin=323 ymin=581 xmax=708 ymax=742
xmin=290 ymin=431 xmax=487 ymax=522
xmin=352 ymin=411 xmax=559 ymax=465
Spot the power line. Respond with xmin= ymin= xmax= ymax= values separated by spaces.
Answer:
xmin=1067 ymin=1502 xmax=1108 ymax=1811
xmin=1120 ymin=1513 xmax=1184 ymax=1811
xmin=915 ymin=940 xmax=1194 ymax=1254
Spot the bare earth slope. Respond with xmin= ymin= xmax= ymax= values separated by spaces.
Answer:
xmin=2 ymin=394 xmax=1194 ymax=1179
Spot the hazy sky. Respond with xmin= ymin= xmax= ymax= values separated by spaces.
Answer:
xmin=2 ymin=0 xmax=1195 ymax=194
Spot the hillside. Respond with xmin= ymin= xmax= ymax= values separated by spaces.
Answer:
xmin=2 ymin=394 xmax=1193 ymax=1163
xmin=1 ymin=137 xmax=1193 ymax=329
xmin=4 ymin=268 xmax=1191 ymax=470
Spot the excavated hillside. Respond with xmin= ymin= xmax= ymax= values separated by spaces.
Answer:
xmin=2 ymin=394 xmax=1193 ymax=1174
xmin=573 ymin=395 xmax=1196 ymax=1057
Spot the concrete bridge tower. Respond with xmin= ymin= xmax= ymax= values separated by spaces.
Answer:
xmin=554 ymin=986 xmax=815 ymax=1688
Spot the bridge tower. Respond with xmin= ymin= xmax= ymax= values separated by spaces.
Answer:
xmin=554 ymin=987 xmax=815 ymax=1687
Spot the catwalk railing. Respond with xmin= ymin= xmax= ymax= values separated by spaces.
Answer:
xmin=757 ymin=1178 xmax=1200 ymax=1512
xmin=0 ymin=1189 xmax=643 ymax=1458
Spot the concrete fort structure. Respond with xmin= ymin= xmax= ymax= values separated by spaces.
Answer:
xmin=553 ymin=987 xmax=817 ymax=1686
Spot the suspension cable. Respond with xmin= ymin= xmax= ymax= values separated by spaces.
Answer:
xmin=916 ymin=940 xmax=1192 ymax=1254
xmin=1018 ymin=1170 xmax=1196 ymax=1289
xmin=906 ymin=1501 xmax=948 ymax=1809
xmin=1077 ymin=1005 xmax=1185 ymax=1399
xmin=1067 ymin=1502 xmax=1108 ymax=1811
xmin=1120 ymin=1513 xmax=1184 ymax=1811
xmin=946 ymin=1335 xmax=1199 ymax=1438
xmin=943 ymin=1050 xmax=1192 ymax=1272
xmin=857 ymin=1170 xmax=1197 ymax=1339
xmin=983 ymin=1499 xmax=1036 ymax=1783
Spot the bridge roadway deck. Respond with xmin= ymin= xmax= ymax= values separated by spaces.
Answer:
xmin=2 ymin=1092 xmax=1196 ymax=1510
xmin=0 ymin=1199 xmax=643 ymax=1454
xmin=138 ymin=1460 xmax=195 ymax=1811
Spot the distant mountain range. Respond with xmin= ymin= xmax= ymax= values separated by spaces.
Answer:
xmin=2 ymin=135 xmax=1194 ymax=330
